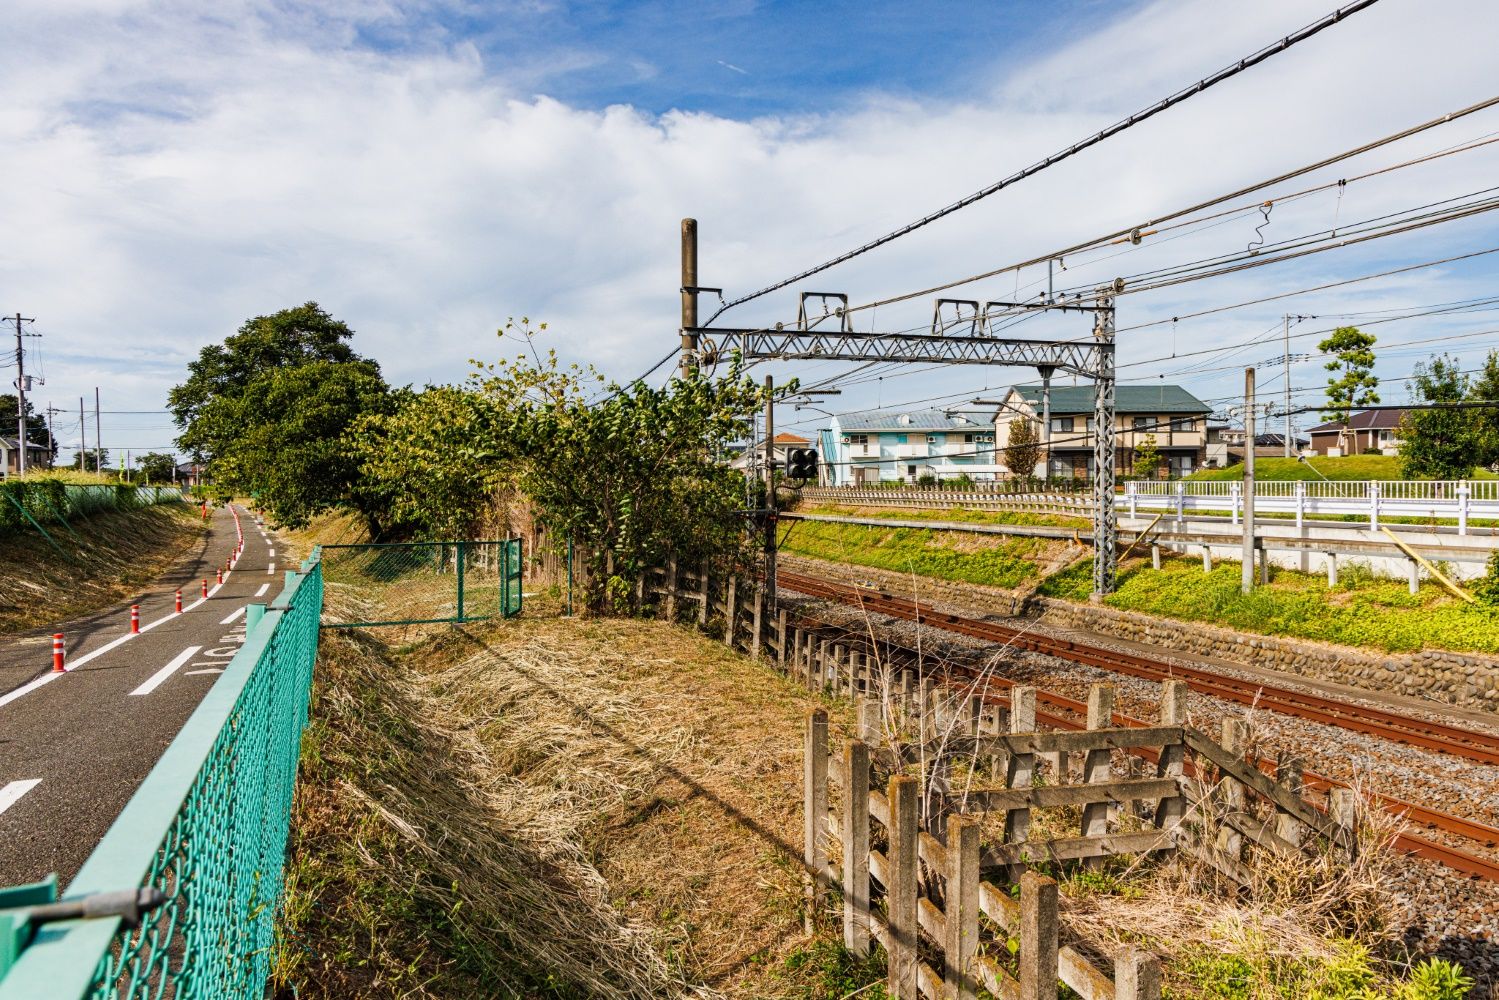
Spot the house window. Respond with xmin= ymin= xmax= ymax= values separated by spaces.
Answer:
xmin=1051 ymin=417 xmax=1074 ymax=433
xmin=1169 ymin=454 xmax=1195 ymax=476
xmin=850 ymin=434 xmax=868 ymax=445
xmin=1170 ymin=417 xmax=1194 ymax=433
xmin=963 ymin=433 xmax=974 ymax=443
xmin=1086 ymin=417 xmax=1095 ymax=433
xmin=896 ymin=433 xmax=908 ymax=444
xmin=1133 ymin=417 xmax=1149 ymax=432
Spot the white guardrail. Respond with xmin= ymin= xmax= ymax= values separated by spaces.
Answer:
xmin=1123 ymin=480 xmax=1497 ymax=533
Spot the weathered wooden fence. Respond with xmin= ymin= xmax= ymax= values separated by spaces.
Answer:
xmin=638 ymin=561 xmax=1361 ymax=1000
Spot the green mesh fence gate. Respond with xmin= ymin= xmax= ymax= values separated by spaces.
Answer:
xmin=0 ymin=556 xmax=323 ymax=999
xmin=317 ymin=539 xmax=523 ymax=627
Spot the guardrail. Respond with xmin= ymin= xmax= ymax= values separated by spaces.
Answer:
xmin=1123 ymin=480 xmax=1497 ymax=533
xmin=0 ymin=554 xmax=322 ymax=998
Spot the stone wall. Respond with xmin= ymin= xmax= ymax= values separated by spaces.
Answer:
xmin=1024 ymin=596 xmax=1499 ymax=712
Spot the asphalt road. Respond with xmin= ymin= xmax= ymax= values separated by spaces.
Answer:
xmin=0 ymin=504 xmax=284 ymax=887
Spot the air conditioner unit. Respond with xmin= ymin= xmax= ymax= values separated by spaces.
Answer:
xmin=926 ymin=435 xmax=938 ymax=444
xmin=841 ymin=436 xmax=851 ymax=444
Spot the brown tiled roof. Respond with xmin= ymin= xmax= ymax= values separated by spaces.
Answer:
xmin=1307 ymin=408 xmax=1409 ymax=433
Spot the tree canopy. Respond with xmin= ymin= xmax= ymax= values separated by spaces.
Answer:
xmin=0 ymin=394 xmax=56 ymax=459
xmin=1318 ymin=326 xmax=1379 ymax=426
xmin=1400 ymin=354 xmax=1474 ymax=480
xmin=135 ymin=452 xmax=177 ymax=484
xmin=1471 ymin=350 xmax=1499 ymax=470
xmin=1004 ymin=418 xmax=1040 ymax=479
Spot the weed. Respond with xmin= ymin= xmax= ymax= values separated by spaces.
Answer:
xmin=776 ymin=937 xmax=891 ymax=999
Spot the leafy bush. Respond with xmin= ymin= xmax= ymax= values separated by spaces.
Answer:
xmin=1474 ymin=550 xmax=1499 ymax=606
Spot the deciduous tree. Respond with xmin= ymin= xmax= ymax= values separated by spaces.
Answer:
xmin=135 ymin=452 xmax=177 ymax=484
xmin=1132 ymin=433 xmax=1162 ymax=480
xmin=1003 ymin=417 xmax=1041 ymax=479
xmin=1400 ymin=354 xmax=1474 ymax=480
xmin=1469 ymin=349 xmax=1499 ymax=470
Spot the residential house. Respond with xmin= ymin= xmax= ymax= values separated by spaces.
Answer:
xmin=175 ymin=461 xmax=207 ymax=488
xmin=824 ymin=409 xmax=997 ymax=485
xmin=993 ymin=384 xmax=1212 ymax=479
xmin=1218 ymin=430 xmax=1311 ymax=463
xmin=727 ymin=431 xmax=812 ymax=474
xmin=1307 ymin=409 xmax=1408 ymax=456
xmin=0 ymin=437 xmax=51 ymax=476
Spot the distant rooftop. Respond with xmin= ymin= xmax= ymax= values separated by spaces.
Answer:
xmin=1005 ymin=383 xmax=1211 ymax=415
xmin=832 ymin=407 xmax=989 ymax=432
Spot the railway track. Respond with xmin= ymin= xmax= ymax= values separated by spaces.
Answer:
xmin=778 ymin=571 xmax=1499 ymax=882
xmin=777 ymin=571 xmax=1499 ymax=766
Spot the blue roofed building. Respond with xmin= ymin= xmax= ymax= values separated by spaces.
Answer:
xmin=824 ymin=408 xmax=998 ymax=485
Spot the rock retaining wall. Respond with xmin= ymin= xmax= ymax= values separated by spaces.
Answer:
xmin=1024 ymin=596 xmax=1499 ymax=712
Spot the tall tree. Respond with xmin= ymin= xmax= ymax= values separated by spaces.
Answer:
xmin=1003 ymin=417 xmax=1041 ymax=479
xmin=0 ymin=394 xmax=56 ymax=461
xmin=1400 ymin=354 xmax=1474 ymax=480
xmin=170 ymin=302 xmax=360 ymax=458
xmin=171 ymin=304 xmax=392 ymax=530
xmin=135 ymin=452 xmax=177 ymax=484
xmin=72 ymin=449 xmax=110 ymax=472
xmin=1469 ymin=349 xmax=1499 ymax=470
xmin=1318 ymin=326 xmax=1379 ymax=452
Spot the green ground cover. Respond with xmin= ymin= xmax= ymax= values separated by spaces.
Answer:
xmin=1185 ymin=455 xmax=1497 ymax=482
xmin=796 ymin=503 xmax=1083 ymax=528
xmin=1039 ymin=556 xmax=1499 ymax=655
xmin=780 ymin=518 xmax=1047 ymax=590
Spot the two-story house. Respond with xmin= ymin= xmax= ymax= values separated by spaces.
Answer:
xmin=992 ymin=384 xmax=1213 ymax=479
xmin=824 ymin=409 xmax=997 ymax=485
xmin=1306 ymin=409 xmax=1408 ymax=456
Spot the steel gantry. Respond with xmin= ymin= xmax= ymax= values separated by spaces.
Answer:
xmin=683 ymin=288 xmax=1121 ymax=596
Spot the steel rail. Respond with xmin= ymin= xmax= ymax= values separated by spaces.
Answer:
xmin=778 ymin=571 xmax=1499 ymax=766
xmin=779 ymin=572 xmax=1499 ymax=881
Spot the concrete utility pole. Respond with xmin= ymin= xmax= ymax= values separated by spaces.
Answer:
xmin=1241 ymin=367 xmax=1257 ymax=595
xmin=45 ymin=405 xmax=58 ymax=469
xmin=679 ymin=218 xmax=698 ymax=379
xmin=763 ymin=374 xmax=777 ymax=610
xmin=1282 ymin=314 xmax=1293 ymax=458
xmin=79 ymin=397 xmax=87 ymax=472
xmin=13 ymin=314 xmax=35 ymax=477
xmin=94 ymin=387 xmax=102 ymax=477
xmin=1037 ymin=365 xmax=1056 ymax=479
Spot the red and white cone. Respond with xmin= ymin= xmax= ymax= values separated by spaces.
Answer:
xmin=202 ymin=579 xmax=209 ymax=597
xmin=175 ymin=589 xmax=183 ymax=613
xmin=52 ymin=634 xmax=65 ymax=673
xmin=130 ymin=605 xmax=140 ymax=634
xmin=216 ymin=569 xmax=223 ymax=584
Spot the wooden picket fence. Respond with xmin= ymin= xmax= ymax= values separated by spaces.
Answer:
xmin=638 ymin=560 xmax=1360 ymax=1000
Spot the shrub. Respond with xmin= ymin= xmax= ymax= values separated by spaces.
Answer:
xmin=1474 ymin=551 xmax=1499 ymax=606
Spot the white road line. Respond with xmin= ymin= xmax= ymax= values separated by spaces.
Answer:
xmin=0 ymin=674 xmax=58 ymax=709
xmin=183 ymin=668 xmax=225 ymax=676
xmin=220 ymin=606 xmax=246 ymax=625
xmin=267 ymin=563 xmax=275 ymax=575
xmin=0 ymin=780 xmax=42 ymax=817
xmin=129 ymin=646 xmax=203 ymax=697
xmin=268 ymin=548 xmax=275 ymax=557
xmin=254 ymin=583 xmax=270 ymax=597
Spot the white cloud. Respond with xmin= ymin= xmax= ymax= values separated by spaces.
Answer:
xmin=2 ymin=0 xmax=1498 ymax=456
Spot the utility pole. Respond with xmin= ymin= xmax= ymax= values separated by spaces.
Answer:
xmin=94 ymin=387 xmax=102 ymax=478
xmin=45 ymin=405 xmax=58 ymax=469
xmin=1037 ymin=364 xmax=1056 ymax=479
xmin=13 ymin=313 xmax=35 ymax=477
xmin=1282 ymin=314 xmax=1293 ymax=458
xmin=679 ymin=218 xmax=698 ymax=379
xmin=79 ymin=397 xmax=87 ymax=472
xmin=763 ymin=374 xmax=777 ymax=611
xmin=1241 ymin=367 xmax=1257 ymax=595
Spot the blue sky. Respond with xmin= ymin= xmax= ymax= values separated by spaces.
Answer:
xmin=363 ymin=1 xmax=1116 ymax=119
xmin=2 ymin=0 xmax=1497 ymax=459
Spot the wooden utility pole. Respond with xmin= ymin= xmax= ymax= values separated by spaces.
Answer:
xmin=1241 ymin=367 xmax=1256 ymax=594
xmin=680 ymin=218 xmax=698 ymax=379
xmin=94 ymin=387 xmax=102 ymax=477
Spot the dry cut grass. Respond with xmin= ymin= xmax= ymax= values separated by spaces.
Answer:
xmin=277 ymin=592 xmax=854 ymax=999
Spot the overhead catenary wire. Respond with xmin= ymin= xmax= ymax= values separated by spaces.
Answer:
xmin=704 ymin=0 xmax=1386 ymax=325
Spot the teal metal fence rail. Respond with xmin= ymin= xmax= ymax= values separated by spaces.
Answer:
xmin=0 ymin=482 xmax=184 ymax=536
xmin=318 ymin=539 xmax=523 ymax=627
xmin=0 ymin=555 xmax=323 ymax=999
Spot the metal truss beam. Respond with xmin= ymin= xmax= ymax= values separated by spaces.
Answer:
xmin=692 ymin=327 xmax=1103 ymax=377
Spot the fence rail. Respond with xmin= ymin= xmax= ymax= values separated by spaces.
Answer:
xmin=0 ymin=482 xmax=184 ymax=535
xmin=317 ymin=539 xmax=523 ymax=627
xmin=0 ymin=556 xmax=323 ymax=998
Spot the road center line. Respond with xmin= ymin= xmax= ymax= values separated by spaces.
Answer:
xmin=220 ymin=606 xmax=246 ymax=625
xmin=267 ymin=547 xmax=275 ymax=557
xmin=268 ymin=562 xmax=275 ymax=575
xmin=0 ymin=780 xmax=42 ymax=817
xmin=254 ymin=583 xmax=270 ymax=597
xmin=130 ymin=646 xmax=203 ymax=697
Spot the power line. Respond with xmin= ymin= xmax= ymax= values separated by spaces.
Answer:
xmin=705 ymin=0 xmax=1385 ymax=325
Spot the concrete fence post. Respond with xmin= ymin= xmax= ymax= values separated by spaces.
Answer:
xmin=723 ymin=574 xmax=737 ymax=646
xmin=804 ymin=709 xmax=829 ymax=928
xmin=1275 ymin=757 xmax=1306 ymax=848
xmin=842 ymin=739 xmax=871 ymax=955
xmin=1330 ymin=787 xmax=1359 ymax=861
xmin=1019 ymin=871 xmax=1059 ymax=1000
xmin=751 ymin=584 xmax=764 ymax=660
xmin=1154 ymin=680 xmax=1188 ymax=832
xmin=1006 ymin=686 xmax=1037 ymax=880
xmin=945 ymin=815 xmax=980 ymax=1000
xmin=1458 ymin=482 xmax=1470 ymax=536
xmin=698 ymin=557 xmax=711 ymax=627
xmin=1230 ymin=482 xmax=1240 ymax=526
xmin=665 ymin=553 xmax=679 ymax=621
xmin=888 ymin=775 xmax=920 ymax=999
xmin=1116 ymin=951 xmax=1163 ymax=1000
xmin=1082 ymin=684 xmax=1115 ymax=862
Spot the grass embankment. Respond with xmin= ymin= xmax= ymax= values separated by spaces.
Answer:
xmin=781 ymin=517 xmax=1062 ymax=590
xmin=275 ymin=596 xmax=866 ymax=999
xmin=797 ymin=502 xmax=1084 ymax=528
xmin=1186 ymin=455 xmax=1498 ymax=482
xmin=1040 ymin=556 xmax=1499 ymax=655
xmin=0 ymin=503 xmax=204 ymax=632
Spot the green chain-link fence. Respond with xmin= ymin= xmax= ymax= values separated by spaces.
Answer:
xmin=318 ymin=539 xmax=523 ymax=627
xmin=0 ymin=482 xmax=184 ymax=535
xmin=0 ymin=556 xmax=322 ymax=999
